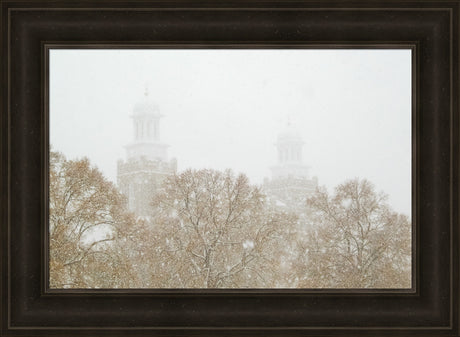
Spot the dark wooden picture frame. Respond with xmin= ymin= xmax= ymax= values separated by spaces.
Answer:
xmin=1 ymin=0 xmax=459 ymax=336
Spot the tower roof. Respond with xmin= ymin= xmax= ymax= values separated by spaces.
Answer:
xmin=132 ymin=89 xmax=161 ymax=117
xmin=277 ymin=123 xmax=303 ymax=143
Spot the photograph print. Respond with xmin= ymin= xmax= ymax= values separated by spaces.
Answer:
xmin=49 ymin=49 xmax=412 ymax=289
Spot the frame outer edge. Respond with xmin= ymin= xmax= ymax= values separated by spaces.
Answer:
xmin=2 ymin=1 xmax=460 ymax=335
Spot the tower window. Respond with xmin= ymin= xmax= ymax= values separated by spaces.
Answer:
xmin=154 ymin=120 xmax=159 ymax=140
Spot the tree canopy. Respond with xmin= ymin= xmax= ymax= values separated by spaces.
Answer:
xmin=295 ymin=178 xmax=411 ymax=288
xmin=144 ymin=169 xmax=297 ymax=287
xmin=49 ymin=151 xmax=137 ymax=288
xmin=49 ymin=152 xmax=411 ymax=289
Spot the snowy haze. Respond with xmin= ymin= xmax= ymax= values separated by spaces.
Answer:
xmin=49 ymin=49 xmax=411 ymax=215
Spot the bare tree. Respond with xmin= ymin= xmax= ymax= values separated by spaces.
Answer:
xmin=49 ymin=150 xmax=137 ymax=288
xmin=145 ymin=169 xmax=295 ymax=288
xmin=295 ymin=178 xmax=411 ymax=288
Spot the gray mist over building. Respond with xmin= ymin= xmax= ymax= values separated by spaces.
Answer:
xmin=50 ymin=49 xmax=411 ymax=216
xmin=117 ymin=89 xmax=318 ymax=218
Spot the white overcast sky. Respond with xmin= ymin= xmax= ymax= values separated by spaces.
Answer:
xmin=50 ymin=49 xmax=411 ymax=215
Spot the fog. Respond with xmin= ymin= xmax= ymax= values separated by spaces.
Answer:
xmin=50 ymin=49 xmax=411 ymax=215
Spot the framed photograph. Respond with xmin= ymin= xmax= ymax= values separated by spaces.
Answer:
xmin=1 ymin=0 xmax=459 ymax=336
xmin=47 ymin=47 xmax=413 ymax=290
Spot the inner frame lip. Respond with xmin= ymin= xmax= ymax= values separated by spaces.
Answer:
xmin=42 ymin=42 xmax=418 ymax=296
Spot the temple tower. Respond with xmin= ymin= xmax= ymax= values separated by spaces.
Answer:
xmin=117 ymin=89 xmax=177 ymax=217
xmin=264 ymin=121 xmax=318 ymax=215
xmin=271 ymin=122 xmax=310 ymax=180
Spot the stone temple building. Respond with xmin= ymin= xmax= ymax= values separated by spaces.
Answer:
xmin=263 ymin=122 xmax=318 ymax=216
xmin=117 ymin=90 xmax=177 ymax=217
